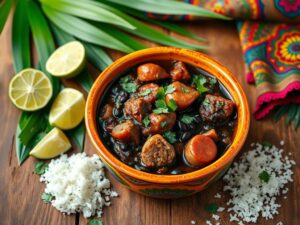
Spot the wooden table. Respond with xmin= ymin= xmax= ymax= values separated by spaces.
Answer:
xmin=0 ymin=18 xmax=299 ymax=225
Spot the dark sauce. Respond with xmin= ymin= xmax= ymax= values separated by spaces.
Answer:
xmin=97 ymin=61 xmax=237 ymax=175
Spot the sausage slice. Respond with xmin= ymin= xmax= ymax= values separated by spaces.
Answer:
xmin=137 ymin=83 xmax=160 ymax=104
xmin=124 ymin=97 xmax=151 ymax=122
xmin=184 ymin=134 xmax=217 ymax=167
xmin=111 ymin=120 xmax=140 ymax=145
xmin=170 ymin=61 xmax=190 ymax=81
xmin=165 ymin=81 xmax=200 ymax=110
xmin=137 ymin=63 xmax=170 ymax=81
xmin=100 ymin=104 xmax=113 ymax=120
xmin=202 ymin=129 xmax=218 ymax=141
xmin=141 ymin=134 xmax=176 ymax=168
xmin=142 ymin=112 xmax=176 ymax=136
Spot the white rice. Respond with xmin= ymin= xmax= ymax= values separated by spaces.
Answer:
xmin=40 ymin=153 xmax=117 ymax=218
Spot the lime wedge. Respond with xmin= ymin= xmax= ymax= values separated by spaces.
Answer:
xmin=9 ymin=68 xmax=53 ymax=111
xmin=30 ymin=127 xmax=71 ymax=159
xmin=49 ymin=88 xmax=85 ymax=130
xmin=46 ymin=41 xmax=86 ymax=78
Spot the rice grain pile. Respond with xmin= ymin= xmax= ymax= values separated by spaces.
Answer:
xmin=40 ymin=153 xmax=117 ymax=218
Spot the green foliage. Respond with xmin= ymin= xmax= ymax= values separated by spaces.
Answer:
xmin=34 ymin=161 xmax=49 ymax=175
xmin=273 ymin=104 xmax=300 ymax=130
xmin=0 ymin=0 xmax=14 ymax=33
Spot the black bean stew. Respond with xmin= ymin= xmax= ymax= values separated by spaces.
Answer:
xmin=97 ymin=60 xmax=237 ymax=175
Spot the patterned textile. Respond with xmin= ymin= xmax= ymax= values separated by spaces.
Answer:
xmin=147 ymin=0 xmax=300 ymax=119
xmin=237 ymin=22 xmax=300 ymax=119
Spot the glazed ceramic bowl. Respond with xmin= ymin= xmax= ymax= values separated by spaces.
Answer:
xmin=86 ymin=47 xmax=250 ymax=199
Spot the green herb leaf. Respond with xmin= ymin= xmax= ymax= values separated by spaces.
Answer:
xmin=153 ymin=108 xmax=169 ymax=114
xmin=259 ymin=170 xmax=271 ymax=183
xmin=67 ymin=122 xmax=85 ymax=152
xmin=142 ymin=115 xmax=150 ymax=127
xmin=34 ymin=161 xmax=48 ymax=175
xmin=138 ymin=89 xmax=151 ymax=97
xmin=160 ymin=121 xmax=168 ymax=128
xmin=155 ymin=87 xmax=165 ymax=99
xmin=181 ymin=115 xmax=194 ymax=124
xmin=163 ymin=131 xmax=176 ymax=144
xmin=104 ymin=0 xmax=230 ymax=20
xmin=121 ymin=83 xmax=138 ymax=93
xmin=155 ymin=99 xmax=167 ymax=109
xmin=41 ymin=193 xmax=54 ymax=203
xmin=87 ymin=219 xmax=103 ymax=225
xmin=41 ymin=0 xmax=135 ymax=29
xmin=12 ymin=0 xmax=31 ymax=72
xmin=204 ymin=203 xmax=218 ymax=213
xmin=202 ymin=98 xmax=210 ymax=107
xmin=165 ymin=85 xmax=176 ymax=95
xmin=261 ymin=141 xmax=272 ymax=148
xmin=216 ymin=101 xmax=224 ymax=109
xmin=209 ymin=77 xmax=217 ymax=86
xmin=0 ymin=0 xmax=14 ymax=34
xmin=42 ymin=5 xmax=133 ymax=53
xmin=181 ymin=87 xmax=190 ymax=93
xmin=193 ymin=75 xmax=209 ymax=94
xmin=167 ymin=99 xmax=177 ymax=112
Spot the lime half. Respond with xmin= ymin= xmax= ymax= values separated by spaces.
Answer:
xmin=9 ymin=68 xmax=53 ymax=111
xmin=30 ymin=127 xmax=71 ymax=159
xmin=49 ymin=88 xmax=85 ymax=130
xmin=46 ymin=41 xmax=86 ymax=78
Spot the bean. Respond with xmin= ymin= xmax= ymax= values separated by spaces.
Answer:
xmin=177 ymin=121 xmax=188 ymax=131
xmin=113 ymin=107 xmax=123 ymax=118
xmin=179 ymin=132 xmax=193 ymax=142
xmin=115 ymin=91 xmax=129 ymax=103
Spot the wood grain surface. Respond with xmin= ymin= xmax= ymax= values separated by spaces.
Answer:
xmin=0 ymin=16 xmax=299 ymax=225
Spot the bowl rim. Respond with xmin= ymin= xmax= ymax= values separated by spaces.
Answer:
xmin=85 ymin=47 xmax=250 ymax=184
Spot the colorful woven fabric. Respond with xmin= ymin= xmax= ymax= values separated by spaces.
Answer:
xmin=237 ymin=22 xmax=300 ymax=119
xmin=147 ymin=0 xmax=300 ymax=119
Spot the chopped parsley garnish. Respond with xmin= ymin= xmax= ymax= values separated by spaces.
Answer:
xmin=165 ymin=85 xmax=176 ymax=94
xmin=216 ymin=101 xmax=224 ymax=109
xmin=41 ymin=192 xmax=54 ymax=203
xmin=34 ymin=161 xmax=48 ymax=175
xmin=181 ymin=115 xmax=194 ymax=124
xmin=204 ymin=203 xmax=218 ymax=213
xmin=160 ymin=121 xmax=168 ymax=128
xmin=155 ymin=99 xmax=167 ymax=108
xmin=259 ymin=170 xmax=271 ymax=183
xmin=87 ymin=219 xmax=103 ymax=225
xmin=167 ymin=99 xmax=177 ymax=112
xmin=119 ymin=75 xmax=138 ymax=93
xmin=143 ymin=115 xmax=151 ymax=127
xmin=155 ymin=87 xmax=165 ymax=99
xmin=153 ymin=108 xmax=169 ymax=114
xmin=138 ymin=89 xmax=151 ymax=97
xmin=202 ymin=98 xmax=210 ymax=107
xmin=209 ymin=77 xmax=217 ymax=86
xmin=193 ymin=75 xmax=209 ymax=94
xmin=163 ymin=131 xmax=176 ymax=144
xmin=181 ymin=87 xmax=190 ymax=93
xmin=262 ymin=141 xmax=272 ymax=148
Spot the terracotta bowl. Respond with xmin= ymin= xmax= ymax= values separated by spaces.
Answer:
xmin=85 ymin=47 xmax=250 ymax=199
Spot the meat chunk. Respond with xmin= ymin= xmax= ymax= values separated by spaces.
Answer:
xmin=111 ymin=120 xmax=140 ymax=145
xmin=124 ymin=97 xmax=151 ymax=122
xmin=184 ymin=134 xmax=217 ymax=167
xmin=100 ymin=104 xmax=113 ymax=120
xmin=137 ymin=63 xmax=170 ymax=81
xmin=202 ymin=129 xmax=218 ymax=141
xmin=199 ymin=94 xmax=235 ymax=122
xmin=142 ymin=112 xmax=176 ymax=136
xmin=141 ymin=134 xmax=176 ymax=167
xmin=170 ymin=61 xmax=190 ymax=81
xmin=165 ymin=81 xmax=200 ymax=110
xmin=137 ymin=83 xmax=160 ymax=104
xmin=104 ymin=117 xmax=118 ymax=132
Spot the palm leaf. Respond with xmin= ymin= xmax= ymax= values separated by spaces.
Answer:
xmin=0 ymin=0 xmax=14 ymax=33
xmin=294 ymin=105 xmax=300 ymax=130
xmin=40 ymin=0 xmax=135 ymax=30
xmin=285 ymin=104 xmax=297 ymax=126
xmin=113 ymin=5 xmax=207 ymax=42
xmin=274 ymin=105 xmax=289 ymax=122
xmin=26 ymin=0 xmax=60 ymax=97
xmin=67 ymin=122 xmax=85 ymax=152
xmin=102 ymin=0 xmax=230 ymax=20
xmin=12 ymin=0 xmax=31 ymax=72
xmin=92 ymin=2 xmax=207 ymax=50
xmin=74 ymin=68 xmax=94 ymax=93
xmin=42 ymin=5 xmax=134 ymax=53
